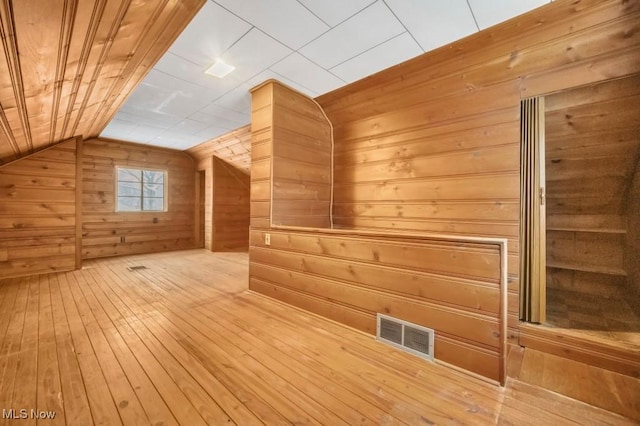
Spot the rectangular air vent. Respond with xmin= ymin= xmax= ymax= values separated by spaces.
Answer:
xmin=127 ymin=265 xmax=147 ymax=271
xmin=376 ymin=313 xmax=434 ymax=361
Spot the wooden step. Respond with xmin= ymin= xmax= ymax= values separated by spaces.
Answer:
xmin=547 ymin=260 xmax=627 ymax=276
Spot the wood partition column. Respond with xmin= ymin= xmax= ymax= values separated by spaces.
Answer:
xmin=250 ymin=80 xmax=333 ymax=229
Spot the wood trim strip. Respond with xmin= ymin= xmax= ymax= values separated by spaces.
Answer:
xmin=75 ymin=135 xmax=84 ymax=270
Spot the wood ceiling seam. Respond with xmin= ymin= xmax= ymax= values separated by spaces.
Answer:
xmin=50 ymin=0 xmax=78 ymax=145
xmin=0 ymin=0 xmax=32 ymax=153
xmin=59 ymin=0 xmax=107 ymax=139
xmin=0 ymin=105 xmax=20 ymax=157
xmin=69 ymin=0 xmax=131 ymax=137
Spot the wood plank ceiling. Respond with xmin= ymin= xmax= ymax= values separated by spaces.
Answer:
xmin=0 ymin=0 xmax=204 ymax=165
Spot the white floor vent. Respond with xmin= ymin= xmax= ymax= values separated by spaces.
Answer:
xmin=376 ymin=313 xmax=434 ymax=361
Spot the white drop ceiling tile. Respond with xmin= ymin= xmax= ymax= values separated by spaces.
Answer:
xmin=220 ymin=28 xmax=292 ymax=81
xmin=194 ymin=125 xmax=235 ymax=141
xmin=331 ymin=32 xmax=423 ymax=83
xmin=112 ymin=111 xmax=175 ymax=129
xmin=270 ymin=53 xmax=345 ymax=95
xmin=246 ymin=69 xmax=318 ymax=97
xmin=140 ymin=70 xmax=217 ymax=117
xmin=385 ymin=0 xmax=477 ymax=52
xmin=214 ymin=0 xmax=328 ymax=50
xmin=154 ymin=52 xmax=244 ymax=94
xmin=101 ymin=119 xmax=137 ymax=140
xmin=168 ymin=1 xmax=251 ymax=67
xmin=467 ymin=0 xmax=549 ymax=30
xmin=169 ymin=119 xmax=211 ymax=135
xmin=213 ymin=84 xmax=252 ymax=114
xmin=146 ymin=137 xmax=183 ymax=149
xmin=298 ymin=0 xmax=376 ymax=26
xmin=192 ymin=106 xmax=249 ymax=125
xmin=298 ymin=1 xmax=405 ymax=69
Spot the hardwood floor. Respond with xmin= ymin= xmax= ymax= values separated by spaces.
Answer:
xmin=0 ymin=249 xmax=636 ymax=425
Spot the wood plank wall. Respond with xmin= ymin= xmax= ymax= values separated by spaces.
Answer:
xmin=186 ymin=125 xmax=251 ymax=173
xmin=250 ymin=228 xmax=506 ymax=382
xmin=0 ymin=138 xmax=78 ymax=278
xmin=626 ymin=160 xmax=640 ymax=315
xmin=270 ymin=82 xmax=332 ymax=228
xmin=545 ymin=75 xmax=640 ymax=298
xmin=212 ymin=157 xmax=250 ymax=251
xmin=250 ymin=84 xmax=274 ymax=231
xmin=249 ymin=81 xmax=507 ymax=382
xmin=316 ymin=0 xmax=640 ymax=346
xmin=82 ymin=138 xmax=196 ymax=259
xmin=0 ymin=0 xmax=203 ymax=164
xmin=187 ymin=126 xmax=252 ymax=251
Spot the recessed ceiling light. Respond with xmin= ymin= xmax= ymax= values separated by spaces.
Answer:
xmin=205 ymin=60 xmax=235 ymax=78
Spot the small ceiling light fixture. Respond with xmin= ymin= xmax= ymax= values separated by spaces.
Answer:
xmin=205 ymin=59 xmax=235 ymax=78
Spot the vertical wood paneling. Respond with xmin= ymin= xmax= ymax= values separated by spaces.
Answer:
xmin=0 ymin=138 xmax=78 ymax=278
xmin=0 ymin=0 xmax=204 ymax=164
xmin=316 ymin=0 xmax=640 ymax=348
xmin=81 ymin=138 xmax=196 ymax=259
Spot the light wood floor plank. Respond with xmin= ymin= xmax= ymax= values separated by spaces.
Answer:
xmin=36 ymin=274 xmax=65 ymax=425
xmin=48 ymin=274 xmax=93 ymax=425
xmin=0 ymin=249 xmax=637 ymax=425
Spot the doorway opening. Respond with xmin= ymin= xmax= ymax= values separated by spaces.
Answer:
xmin=521 ymin=74 xmax=640 ymax=352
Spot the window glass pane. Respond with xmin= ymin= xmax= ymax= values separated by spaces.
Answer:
xmin=118 ymin=181 xmax=141 ymax=197
xmin=143 ymin=183 xmax=164 ymax=198
xmin=143 ymin=170 xmax=164 ymax=185
xmin=116 ymin=167 xmax=166 ymax=212
xmin=118 ymin=168 xmax=141 ymax=182
xmin=143 ymin=197 xmax=164 ymax=211
xmin=117 ymin=197 xmax=141 ymax=211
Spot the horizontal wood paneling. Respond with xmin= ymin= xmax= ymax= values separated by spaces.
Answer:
xmin=82 ymin=138 xmax=196 ymax=259
xmin=316 ymin=0 xmax=640 ymax=348
xmin=625 ymin=157 xmax=640 ymax=315
xmin=0 ymin=139 xmax=77 ymax=278
xmin=271 ymin=82 xmax=332 ymax=228
xmin=545 ymin=75 xmax=640 ymax=310
xmin=0 ymin=0 xmax=204 ymax=164
xmin=249 ymin=228 xmax=506 ymax=382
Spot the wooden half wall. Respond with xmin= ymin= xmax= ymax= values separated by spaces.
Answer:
xmin=82 ymin=138 xmax=196 ymax=259
xmin=249 ymin=80 xmax=508 ymax=383
xmin=316 ymin=0 xmax=640 ymax=346
xmin=0 ymin=137 xmax=81 ymax=278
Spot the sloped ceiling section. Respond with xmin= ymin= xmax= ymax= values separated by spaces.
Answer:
xmin=102 ymin=0 xmax=550 ymax=151
xmin=0 ymin=0 xmax=204 ymax=165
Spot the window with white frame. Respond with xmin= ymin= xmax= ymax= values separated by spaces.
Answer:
xmin=116 ymin=167 xmax=166 ymax=212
